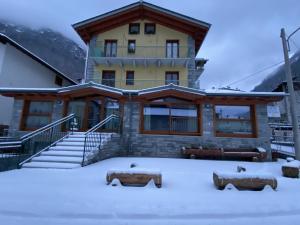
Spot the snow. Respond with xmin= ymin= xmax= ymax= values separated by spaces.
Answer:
xmin=107 ymin=168 xmax=161 ymax=176
xmin=0 ymin=157 xmax=300 ymax=225
xmin=271 ymin=144 xmax=295 ymax=155
xmin=257 ymin=147 xmax=266 ymax=153
xmin=214 ymin=171 xmax=275 ymax=180
xmin=283 ymin=160 xmax=300 ymax=169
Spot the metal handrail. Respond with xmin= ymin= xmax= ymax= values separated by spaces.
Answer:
xmin=82 ymin=114 xmax=120 ymax=166
xmin=85 ymin=114 xmax=119 ymax=134
xmin=21 ymin=114 xmax=75 ymax=141
xmin=16 ymin=114 xmax=76 ymax=167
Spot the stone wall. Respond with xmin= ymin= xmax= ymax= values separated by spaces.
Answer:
xmin=121 ymin=101 xmax=272 ymax=160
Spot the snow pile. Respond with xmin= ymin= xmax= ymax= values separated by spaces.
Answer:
xmin=283 ymin=160 xmax=300 ymax=168
xmin=107 ymin=168 xmax=161 ymax=176
xmin=214 ymin=171 xmax=276 ymax=180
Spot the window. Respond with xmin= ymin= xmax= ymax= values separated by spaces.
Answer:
xmin=102 ymin=70 xmax=115 ymax=87
xmin=166 ymin=40 xmax=179 ymax=58
xmin=126 ymin=71 xmax=134 ymax=85
xmin=214 ymin=105 xmax=256 ymax=137
xmin=129 ymin=23 xmax=140 ymax=34
xmin=128 ymin=40 xmax=136 ymax=53
xmin=22 ymin=101 xmax=53 ymax=130
xmin=165 ymin=72 xmax=179 ymax=85
xmin=142 ymin=97 xmax=200 ymax=135
xmin=145 ymin=23 xmax=156 ymax=34
xmin=104 ymin=40 xmax=117 ymax=57
xmin=55 ymin=76 xmax=63 ymax=86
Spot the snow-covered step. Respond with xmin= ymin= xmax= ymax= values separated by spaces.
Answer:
xmin=63 ymin=137 xmax=85 ymax=142
xmin=56 ymin=142 xmax=85 ymax=147
xmin=41 ymin=150 xmax=83 ymax=157
xmin=31 ymin=155 xmax=82 ymax=164
xmin=22 ymin=161 xmax=80 ymax=169
xmin=49 ymin=146 xmax=85 ymax=151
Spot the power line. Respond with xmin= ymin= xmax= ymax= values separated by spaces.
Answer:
xmin=226 ymin=60 xmax=284 ymax=86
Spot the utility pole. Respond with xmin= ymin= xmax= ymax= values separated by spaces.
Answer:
xmin=280 ymin=28 xmax=300 ymax=160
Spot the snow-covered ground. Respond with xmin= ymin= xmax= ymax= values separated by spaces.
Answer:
xmin=0 ymin=157 xmax=300 ymax=225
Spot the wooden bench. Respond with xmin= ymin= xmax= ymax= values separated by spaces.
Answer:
xmin=106 ymin=169 xmax=162 ymax=188
xmin=282 ymin=160 xmax=300 ymax=178
xmin=182 ymin=146 xmax=267 ymax=161
xmin=213 ymin=172 xmax=277 ymax=191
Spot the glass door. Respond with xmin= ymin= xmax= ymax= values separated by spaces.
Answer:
xmin=67 ymin=101 xmax=86 ymax=131
xmin=87 ymin=99 xmax=102 ymax=129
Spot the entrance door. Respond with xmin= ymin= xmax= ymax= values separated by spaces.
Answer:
xmin=67 ymin=101 xmax=86 ymax=131
xmin=87 ymin=99 xmax=102 ymax=129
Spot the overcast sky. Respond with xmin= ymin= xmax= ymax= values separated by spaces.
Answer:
xmin=0 ymin=0 xmax=300 ymax=90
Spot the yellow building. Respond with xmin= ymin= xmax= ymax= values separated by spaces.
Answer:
xmin=73 ymin=1 xmax=210 ymax=89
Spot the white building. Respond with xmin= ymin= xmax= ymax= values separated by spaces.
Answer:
xmin=0 ymin=33 xmax=77 ymax=131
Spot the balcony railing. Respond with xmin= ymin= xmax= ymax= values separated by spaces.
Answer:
xmin=90 ymin=45 xmax=192 ymax=59
xmin=90 ymin=78 xmax=192 ymax=89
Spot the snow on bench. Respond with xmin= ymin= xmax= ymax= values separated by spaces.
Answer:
xmin=282 ymin=160 xmax=300 ymax=178
xmin=213 ymin=171 xmax=277 ymax=191
xmin=182 ymin=146 xmax=267 ymax=161
xmin=106 ymin=168 xmax=162 ymax=188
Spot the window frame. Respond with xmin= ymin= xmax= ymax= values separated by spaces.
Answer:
xmin=129 ymin=23 xmax=140 ymax=34
xmin=213 ymin=104 xmax=257 ymax=138
xmin=165 ymin=71 xmax=179 ymax=85
xmin=144 ymin=23 xmax=156 ymax=34
xmin=102 ymin=70 xmax=116 ymax=87
xmin=128 ymin=40 xmax=136 ymax=54
xmin=20 ymin=100 xmax=53 ymax=131
xmin=166 ymin=40 xmax=179 ymax=58
xmin=140 ymin=99 xmax=202 ymax=136
xmin=126 ymin=71 xmax=134 ymax=86
xmin=104 ymin=40 xmax=117 ymax=57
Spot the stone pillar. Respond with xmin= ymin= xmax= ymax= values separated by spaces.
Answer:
xmin=8 ymin=99 xmax=24 ymax=137
xmin=51 ymin=100 xmax=64 ymax=122
xmin=202 ymin=103 xmax=214 ymax=137
xmin=187 ymin=36 xmax=196 ymax=88
xmin=122 ymin=101 xmax=140 ymax=155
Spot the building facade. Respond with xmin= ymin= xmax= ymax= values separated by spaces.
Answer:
xmin=0 ymin=2 xmax=286 ymax=162
xmin=0 ymin=34 xmax=76 ymax=131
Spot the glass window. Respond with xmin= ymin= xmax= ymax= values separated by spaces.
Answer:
xmin=143 ymin=98 xmax=200 ymax=135
xmin=145 ymin=23 xmax=156 ymax=34
xmin=215 ymin=105 xmax=254 ymax=136
xmin=104 ymin=40 xmax=117 ymax=57
xmin=144 ymin=105 xmax=170 ymax=132
xmin=23 ymin=101 xmax=53 ymax=130
xmin=128 ymin=40 xmax=136 ymax=53
xmin=165 ymin=72 xmax=179 ymax=85
xmin=126 ymin=71 xmax=134 ymax=85
xmin=102 ymin=70 xmax=115 ymax=87
xmin=166 ymin=40 xmax=179 ymax=58
xmin=129 ymin=23 xmax=140 ymax=34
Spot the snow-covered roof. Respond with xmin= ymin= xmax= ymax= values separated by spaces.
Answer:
xmin=0 ymin=33 xmax=78 ymax=85
xmin=0 ymin=83 xmax=286 ymax=100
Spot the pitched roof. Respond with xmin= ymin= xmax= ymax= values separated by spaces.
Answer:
xmin=0 ymin=33 xmax=77 ymax=85
xmin=72 ymin=1 xmax=211 ymax=52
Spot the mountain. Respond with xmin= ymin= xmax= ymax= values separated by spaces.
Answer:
xmin=0 ymin=20 xmax=86 ymax=81
xmin=253 ymin=51 xmax=300 ymax=91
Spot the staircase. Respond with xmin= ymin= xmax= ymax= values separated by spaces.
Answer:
xmin=22 ymin=132 xmax=113 ymax=169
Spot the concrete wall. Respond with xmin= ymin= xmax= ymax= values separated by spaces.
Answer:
xmin=0 ymin=43 xmax=72 ymax=126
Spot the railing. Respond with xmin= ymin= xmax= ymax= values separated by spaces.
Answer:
xmin=82 ymin=114 xmax=120 ymax=166
xmin=90 ymin=45 xmax=192 ymax=58
xmin=88 ymin=78 xmax=192 ymax=90
xmin=11 ymin=114 xmax=76 ymax=167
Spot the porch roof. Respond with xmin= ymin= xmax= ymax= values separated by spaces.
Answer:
xmin=0 ymin=82 xmax=287 ymax=102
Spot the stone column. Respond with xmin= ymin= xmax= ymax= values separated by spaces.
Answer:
xmin=86 ymin=35 xmax=101 ymax=83
xmin=51 ymin=100 xmax=64 ymax=122
xmin=8 ymin=99 xmax=24 ymax=137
